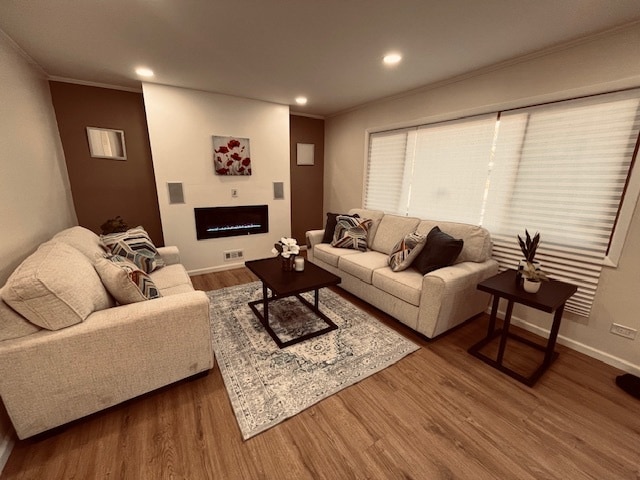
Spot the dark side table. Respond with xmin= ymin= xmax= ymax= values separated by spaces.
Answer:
xmin=468 ymin=269 xmax=577 ymax=387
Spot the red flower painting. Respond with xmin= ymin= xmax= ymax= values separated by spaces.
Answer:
xmin=213 ymin=136 xmax=251 ymax=175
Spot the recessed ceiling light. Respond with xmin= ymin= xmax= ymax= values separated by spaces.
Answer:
xmin=135 ymin=67 xmax=154 ymax=77
xmin=295 ymin=96 xmax=308 ymax=105
xmin=383 ymin=53 xmax=402 ymax=66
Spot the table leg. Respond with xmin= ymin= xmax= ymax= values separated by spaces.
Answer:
xmin=314 ymin=288 xmax=319 ymax=311
xmin=496 ymin=300 xmax=514 ymax=365
xmin=262 ymin=283 xmax=269 ymax=325
xmin=487 ymin=294 xmax=500 ymax=336
xmin=544 ymin=303 xmax=565 ymax=366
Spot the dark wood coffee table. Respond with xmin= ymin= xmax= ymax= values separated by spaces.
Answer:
xmin=245 ymin=257 xmax=341 ymax=348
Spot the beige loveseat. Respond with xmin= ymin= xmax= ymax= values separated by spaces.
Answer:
xmin=0 ymin=226 xmax=213 ymax=439
xmin=306 ymin=209 xmax=499 ymax=338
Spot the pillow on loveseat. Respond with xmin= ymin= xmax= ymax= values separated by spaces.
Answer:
xmin=95 ymin=255 xmax=162 ymax=304
xmin=100 ymin=227 xmax=164 ymax=273
xmin=412 ymin=226 xmax=464 ymax=274
xmin=1 ymin=241 xmax=114 ymax=330
xmin=0 ymin=294 xmax=41 ymax=341
xmin=388 ymin=232 xmax=427 ymax=272
xmin=322 ymin=213 xmax=359 ymax=243
xmin=331 ymin=215 xmax=372 ymax=252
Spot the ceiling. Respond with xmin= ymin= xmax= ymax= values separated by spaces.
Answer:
xmin=1 ymin=1 xmax=640 ymax=117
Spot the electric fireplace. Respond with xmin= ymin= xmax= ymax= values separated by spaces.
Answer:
xmin=194 ymin=205 xmax=269 ymax=240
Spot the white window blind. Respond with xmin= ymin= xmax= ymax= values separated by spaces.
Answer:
xmin=365 ymin=129 xmax=412 ymax=214
xmin=364 ymin=89 xmax=640 ymax=317
xmin=408 ymin=115 xmax=497 ymax=223
xmin=484 ymin=91 xmax=640 ymax=315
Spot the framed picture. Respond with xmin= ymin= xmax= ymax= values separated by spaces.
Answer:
xmin=213 ymin=136 xmax=251 ymax=175
xmin=296 ymin=143 xmax=314 ymax=165
xmin=86 ymin=127 xmax=126 ymax=160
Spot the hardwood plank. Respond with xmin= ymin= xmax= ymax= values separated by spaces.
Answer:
xmin=2 ymin=267 xmax=640 ymax=479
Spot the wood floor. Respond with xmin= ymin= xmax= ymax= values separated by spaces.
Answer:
xmin=2 ymin=267 xmax=639 ymax=479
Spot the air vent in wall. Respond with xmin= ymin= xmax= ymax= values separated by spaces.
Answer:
xmin=224 ymin=250 xmax=244 ymax=261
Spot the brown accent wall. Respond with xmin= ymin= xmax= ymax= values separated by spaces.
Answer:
xmin=49 ymin=82 xmax=163 ymax=245
xmin=290 ymin=115 xmax=324 ymax=244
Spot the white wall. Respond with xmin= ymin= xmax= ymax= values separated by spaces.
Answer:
xmin=0 ymin=30 xmax=77 ymax=472
xmin=142 ymin=84 xmax=291 ymax=273
xmin=324 ymin=23 xmax=640 ymax=374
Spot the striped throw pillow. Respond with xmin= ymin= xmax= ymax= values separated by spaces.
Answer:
xmin=388 ymin=232 xmax=427 ymax=272
xmin=95 ymin=255 xmax=162 ymax=304
xmin=331 ymin=216 xmax=373 ymax=252
xmin=100 ymin=227 xmax=164 ymax=273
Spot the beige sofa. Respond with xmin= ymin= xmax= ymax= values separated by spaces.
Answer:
xmin=306 ymin=209 xmax=499 ymax=338
xmin=0 ymin=226 xmax=213 ymax=439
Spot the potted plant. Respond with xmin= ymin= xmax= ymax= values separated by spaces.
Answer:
xmin=521 ymin=260 xmax=548 ymax=293
xmin=100 ymin=216 xmax=129 ymax=235
xmin=517 ymin=229 xmax=540 ymax=264
xmin=516 ymin=229 xmax=541 ymax=282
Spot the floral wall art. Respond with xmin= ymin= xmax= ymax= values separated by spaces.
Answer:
xmin=213 ymin=135 xmax=251 ymax=175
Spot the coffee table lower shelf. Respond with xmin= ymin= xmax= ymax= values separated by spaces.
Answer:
xmin=248 ymin=289 xmax=338 ymax=349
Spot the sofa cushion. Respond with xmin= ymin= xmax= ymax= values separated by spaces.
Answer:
xmin=348 ymin=209 xmax=385 ymax=247
xmin=370 ymin=215 xmax=421 ymax=255
xmin=338 ymin=251 xmax=389 ymax=284
xmin=331 ymin=216 xmax=373 ymax=252
xmin=388 ymin=232 xmax=427 ymax=272
xmin=321 ymin=212 xmax=358 ymax=244
xmin=0 ymin=294 xmax=41 ymax=341
xmin=100 ymin=227 xmax=165 ymax=273
xmin=416 ymin=220 xmax=491 ymax=263
xmin=412 ymin=226 xmax=464 ymax=274
xmin=52 ymin=226 xmax=105 ymax=261
xmin=313 ymin=243 xmax=361 ymax=268
xmin=95 ymin=255 xmax=162 ymax=304
xmin=1 ymin=242 xmax=114 ymax=330
xmin=149 ymin=264 xmax=194 ymax=292
xmin=372 ymin=268 xmax=423 ymax=306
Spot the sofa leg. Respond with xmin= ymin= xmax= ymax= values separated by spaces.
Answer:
xmin=188 ymin=369 xmax=211 ymax=381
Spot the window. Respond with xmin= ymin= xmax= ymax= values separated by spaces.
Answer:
xmin=365 ymin=89 xmax=640 ymax=316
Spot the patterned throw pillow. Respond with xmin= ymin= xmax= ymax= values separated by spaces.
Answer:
xmin=100 ymin=227 xmax=164 ymax=273
xmin=331 ymin=216 xmax=373 ymax=252
xmin=388 ymin=232 xmax=427 ymax=272
xmin=94 ymin=255 xmax=162 ymax=304
xmin=321 ymin=213 xmax=359 ymax=243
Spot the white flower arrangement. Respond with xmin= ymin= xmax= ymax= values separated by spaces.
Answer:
xmin=272 ymin=237 xmax=300 ymax=259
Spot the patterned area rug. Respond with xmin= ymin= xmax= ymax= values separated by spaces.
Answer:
xmin=208 ymin=282 xmax=419 ymax=440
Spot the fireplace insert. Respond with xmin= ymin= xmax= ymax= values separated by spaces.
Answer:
xmin=194 ymin=205 xmax=268 ymax=240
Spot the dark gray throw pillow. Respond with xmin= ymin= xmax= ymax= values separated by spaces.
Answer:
xmin=412 ymin=226 xmax=464 ymax=274
xmin=322 ymin=212 xmax=359 ymax=243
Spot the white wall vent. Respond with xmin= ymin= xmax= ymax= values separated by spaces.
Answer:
xmin=223 ymin=249 xmax=244 ymax=261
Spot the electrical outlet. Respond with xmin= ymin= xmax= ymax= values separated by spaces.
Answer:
xmin=610 ymin=323 xmax=637 ymax=340
xmin=231 ymin=189 xmax=238 ymax=198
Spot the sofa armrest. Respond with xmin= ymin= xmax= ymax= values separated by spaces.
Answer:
xmin=306 ymin=229 xmax=325 ymax=249
xmin=417 ymin=259 xmax=499 ymax=338
xmin=423 ymin=259 xmax=499 ymax=286
xmin=157 ymin=246 xmax=180 ymax=265
xmin=0 ymin=291 xmax=213 ymax=439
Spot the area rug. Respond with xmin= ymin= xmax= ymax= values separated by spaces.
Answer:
xmin=207 ymin=282 xmax=419 ymax=440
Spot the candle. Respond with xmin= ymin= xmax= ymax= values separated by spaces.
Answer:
xmin=294 ymin=257 xmax=305 ymax=271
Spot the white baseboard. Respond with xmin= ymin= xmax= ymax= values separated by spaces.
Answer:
xmin=188 ymin=252 xmax=307 ymax=277
xmin=0 ymin=432 xmax=15 ymax=476
xmin=188 ymin=262 xmax=246 ymax=276
xmin=496 ymin=308 xmax=640 ymax=377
